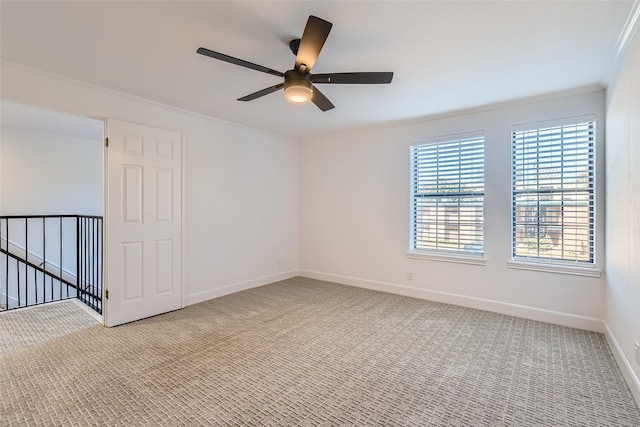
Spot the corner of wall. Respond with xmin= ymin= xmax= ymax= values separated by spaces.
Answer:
xmin=605 ymin=323 xmax=640 ymax=407
xmin=184 ymin=269 xmax=299 ymax=307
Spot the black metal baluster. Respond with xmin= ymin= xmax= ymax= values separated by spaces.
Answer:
xmin=93 ymin=217 xmax=97 ymax=309
xmin=43 ymin=217 xmax=48 ymax=303
xmin=16 ymin=258 xmax=21 ymax=307
xmin=90 ymin=218 xmax=94 ymax=309
xmin=61 ymin=217 xmax=65 ymax=298
xmin=89 ymin=218 xmax=93 ymax=308
xmin=99 ymin=217 xmax=103 ymax=313
xmin=79 ymin=217 xmax=82 ymax=303
xmin=76 ymin=216 xmax=81 ymax=302
xmin=83 ymin=217 xmax=86 ymax=305
xmin=33 ymin=218 xmax=39 ymax=304
xmin=84 ymin=217 xmax=88 ymax=305
xmin=5 ymin=219 xmax=9 ymax=309
xmin=86 ymin=218 xmax=90 ymax=308
xmin=34 ymin=228 xmax=39 ymax=304
xmin=25 ymin=218 xmax=29 ymax=306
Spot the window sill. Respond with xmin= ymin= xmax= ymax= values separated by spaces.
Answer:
xmin=406 ymin=250 xmax=487 ymax=266
xmin=507 ymin=260 xmax=602 ymax=277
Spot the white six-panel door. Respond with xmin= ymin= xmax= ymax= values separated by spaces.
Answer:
xmin=105 ymin=119 xmax=182 ymax=327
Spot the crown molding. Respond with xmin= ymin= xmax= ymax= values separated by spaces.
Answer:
xmin=603 ymin=0 xmax=640 ymax=85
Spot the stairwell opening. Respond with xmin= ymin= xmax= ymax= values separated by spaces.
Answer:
xmin=0 ymin=101 xmax=104 ymax=317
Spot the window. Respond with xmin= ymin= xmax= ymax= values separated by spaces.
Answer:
xmin=410 ymin=133 xmax=485 ymax=256
xmin=512 ymin=116 xmax=595 ymax=265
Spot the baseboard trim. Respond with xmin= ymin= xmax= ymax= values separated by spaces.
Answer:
xmin=604 ymin=323 xmax=640 ymax=407
xmin=184 ymin=269 xmax=299 ymax=306
xmin=299 ymin=269 xmax=605 ymax=332
xmin=71 ymin=298 xmax=103 ymax=324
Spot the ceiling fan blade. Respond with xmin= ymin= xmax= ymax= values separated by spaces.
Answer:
xmin=295 ymin=16 xmax=332 ymax=72
xmin=311 ymin=72 xmax=394 ymax=84
xmin=237 ymin=83 xmax=285 ymax=101
xmin=197 ymin=47 xmax=284 ymax=77
xmin=311 ymin=85 xmax=335 ymax=112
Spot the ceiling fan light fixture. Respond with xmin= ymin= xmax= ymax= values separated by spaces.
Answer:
xmin=284 ymin=78 xmax=313 ymax=104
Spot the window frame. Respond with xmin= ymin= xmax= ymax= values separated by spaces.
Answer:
xmin=509 ymin=115 xmax=601 ymax=277
xmin=408 ymin=131 xmax=486 ymax=265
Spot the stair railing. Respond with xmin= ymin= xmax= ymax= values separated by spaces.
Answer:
xmin=0 ymin=215 xmax=103 ymax=314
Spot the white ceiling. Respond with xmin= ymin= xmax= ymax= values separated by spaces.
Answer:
xmin=1 ymin=101 xmax=104 ymax=140
xmin=0 ymin=1 xmax=634 ymax=139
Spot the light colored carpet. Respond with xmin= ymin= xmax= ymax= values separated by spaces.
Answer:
xmin=0 ymin=300 xmax=99 ymax=356
xmin=1 ymin=277 xmax=639 ymax=426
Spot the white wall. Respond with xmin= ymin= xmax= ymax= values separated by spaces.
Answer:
xmin=0 ymin=126 xmax=102 ymax=215
xmin=0 ymin=62 xmax=299 ymax=304
xmin=605 ymin=20 xmax=640 ymax=403
xmin=299 ymin=89 xmax=606 ymax=331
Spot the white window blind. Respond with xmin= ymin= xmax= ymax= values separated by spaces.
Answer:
xmin=410 ymin=133 xmax=485 ymax=254
xmin=512 ymin=117 xmax=595 ymax=264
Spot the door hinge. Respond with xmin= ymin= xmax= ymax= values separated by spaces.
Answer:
xmin=105 ymin=137 xmax=109 ymax=148
xmin=105 ymin=290 xmax=109 ymax=300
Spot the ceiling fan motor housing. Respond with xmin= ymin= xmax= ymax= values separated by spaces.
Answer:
xmin=289 ymin=39 xmax=301 ymax=56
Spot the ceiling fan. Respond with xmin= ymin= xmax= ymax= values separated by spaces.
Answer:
xmin=197 ymin=15 xmax=394 ymax=111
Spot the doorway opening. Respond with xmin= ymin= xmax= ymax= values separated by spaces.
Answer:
xmin=0 ymin=101 xmax=104 ymax=320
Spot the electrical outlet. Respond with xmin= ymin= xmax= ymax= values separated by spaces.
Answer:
xmin=277 ymin=260 xmax=282 ymax=269
xmin=407 ymin=270 xmax=413 ymax=280
xmin=634 ymin=341 xmax=640 ymax=366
